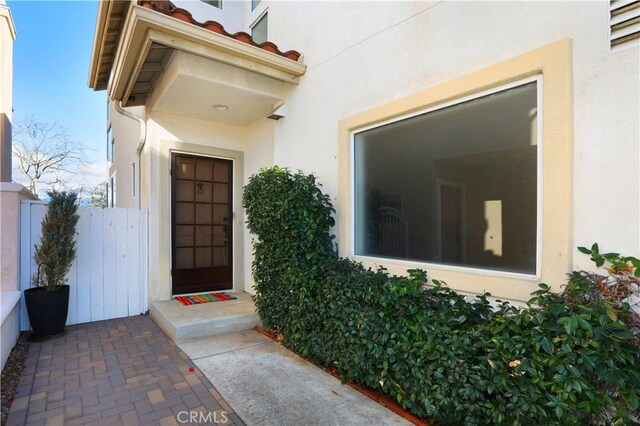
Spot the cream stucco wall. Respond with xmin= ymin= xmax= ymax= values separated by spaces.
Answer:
xmin=0 ymin=2 xmax=16 ymax=182
xmin=107 ymin=102 xmax=146 ymax=208
xmin=142 ymin=112 xmax=275 ymax=301
xmin=261 ymin=1 xmax=638 ymax=301
xmin=107 ymin=1 xmax=639 ymax=303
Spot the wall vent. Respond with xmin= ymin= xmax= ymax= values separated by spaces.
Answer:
xmin=610 ymin=0 xmax=640 ymax=48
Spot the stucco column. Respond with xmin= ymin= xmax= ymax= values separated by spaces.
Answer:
xmin=0 ymin=183 xmax=37 ymax=292
xmin=0 ymin=3 xmax=16 ymax=183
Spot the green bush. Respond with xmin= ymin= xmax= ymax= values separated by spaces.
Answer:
xmin=32 ymin=190 xmax=80 ymax=291
xmin=243 ymin=167 xmax=640 ymax=424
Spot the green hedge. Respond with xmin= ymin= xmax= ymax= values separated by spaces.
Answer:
xmin=243 ymin=166 xmax=640 ymax=424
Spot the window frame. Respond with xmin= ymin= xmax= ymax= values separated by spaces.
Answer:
xmin=132 ymin=162 xmax=136 ymax=198
xmin=338 ymin=39 xmax=573 ymax=302
xmin=350 ymin=76 xmax=543 ymax=280
xmin=250 ymin=9 xmax=268 ymax=44
xmin=110 ymin=173 xmax=117 ymax=208
xmin=107 ymin=125 xmax=113 ymax=163
xmin=202 ymin=0 xmax=222 ymax=9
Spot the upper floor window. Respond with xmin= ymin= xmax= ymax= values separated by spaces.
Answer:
xmin=110 ymin=174 xmax=117 ymax=208
xmin=251 ymin=12 xmax=268 ymax=44
xmin=107 ymin=125 xmax=114 ymax=163
xmin=353 ymin=81 xmax=539 ymax=275
xmin=132 ymin=162 xmax=136 ymax=198
xmin=251 ymin=0 xmax=262 ymax=11
xmin=202 ymin=0 xmax=222 ymax=8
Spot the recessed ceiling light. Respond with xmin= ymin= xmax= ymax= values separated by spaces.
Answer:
xmin=212 ymin=104 xmax=229 ymax=111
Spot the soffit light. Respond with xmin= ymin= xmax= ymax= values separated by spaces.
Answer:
xmin=212 ymin=104 xmax=230 ymax=111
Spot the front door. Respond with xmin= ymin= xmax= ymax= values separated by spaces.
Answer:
xmin=171 ymin=153 xmax=233 ymax=295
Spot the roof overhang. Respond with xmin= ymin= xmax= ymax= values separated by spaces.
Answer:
xmin=88 ymin=1 xmax=306 ymax=109
xmin=0 ymin=4 xmax=17 ymax=41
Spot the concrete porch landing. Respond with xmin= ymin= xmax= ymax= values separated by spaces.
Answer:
xmin=150 ymin=292 xmax=261 ymax=342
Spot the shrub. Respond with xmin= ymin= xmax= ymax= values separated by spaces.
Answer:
xmin=243 ymin=166 xmax=640 ymax=424
xmin=243 ymin=166 xmax=336 ymax=335
xmin=32 ymin=190 xmax=80 ymax=291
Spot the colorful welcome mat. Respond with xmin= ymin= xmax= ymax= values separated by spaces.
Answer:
xmin=175 ymin=292 xmax=237 ymax=306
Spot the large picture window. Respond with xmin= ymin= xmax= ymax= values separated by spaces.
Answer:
xmin=354 ymin=81 xmax=539 ymax=275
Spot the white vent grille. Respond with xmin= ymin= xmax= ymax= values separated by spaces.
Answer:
xmin=610 ymin=0 xmax=640 ymax=47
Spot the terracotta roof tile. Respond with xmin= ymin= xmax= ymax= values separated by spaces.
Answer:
xmin=138 ymin=1 xmax=301 ymax=61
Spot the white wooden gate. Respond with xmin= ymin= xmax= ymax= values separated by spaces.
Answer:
xmin=20 ymin=200 xmax=148 ymax=331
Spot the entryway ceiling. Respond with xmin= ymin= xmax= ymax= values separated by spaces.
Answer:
xmin=148 ymin=50 xmax=287 ymax=127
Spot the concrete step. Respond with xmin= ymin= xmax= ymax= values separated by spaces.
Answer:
xmin=150 ymin=292 xmax=261 ymax=342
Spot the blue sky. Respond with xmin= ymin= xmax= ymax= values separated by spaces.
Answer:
xmin=9 ymin=0 xmax=106 ymax=188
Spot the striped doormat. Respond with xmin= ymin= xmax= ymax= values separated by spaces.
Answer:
xmin=175 ymin=292 xmax=237 ymax=306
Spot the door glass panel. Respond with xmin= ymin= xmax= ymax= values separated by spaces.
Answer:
xmin=175 ymin=225 xmax=194 ymax=247
xmin=213 ymin=205 xmax=228 ymax=224
xmin=196 ymin=159 xmax=213 ymax=181
xmin=214 ymin=162 xmax=229 ymax=182
xmin=213 ymin=226 xmax=226 ymax=246
xmin=195 ymin=247 xmax=212 ymax=268
xmin=176 ymin=157 xmax=195 ymax=179
xmin=195 ymin=225 xmax=212 ymax=246
xmin=213 ymin=183 xmax=229 ymax=203
xmin=176 ymin=181 xmax=194 ymax=202
xmin=175 ymin=203 xmax=194 ymax=224
xmin=213 ymin=247 xmax=229 ymax=266
xmin=173 ymin=155 xmax=234 ymax=294
xmin=195 ymin=204 xmax=212 ymax=224
xmin=195 ymin=182 xmax=212 ymax=203
xmin=176 ymin=248 xmax=193 ymax=269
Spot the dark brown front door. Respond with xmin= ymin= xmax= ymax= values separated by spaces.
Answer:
xmin=171 ymin=153 xmax=233 ymax=295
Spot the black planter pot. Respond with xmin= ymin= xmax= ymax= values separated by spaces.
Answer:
xmin=24 ymin=285 xmax=70 ymax=336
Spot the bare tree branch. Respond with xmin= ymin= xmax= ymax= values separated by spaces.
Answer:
xmin=11 ymin=117 xmax=88 ymax=196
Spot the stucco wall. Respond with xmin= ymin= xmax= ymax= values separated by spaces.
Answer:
xmin=1 ymin=184 xmax=37 ymax=369
xmin=107 ymin=102 xmax=146 ymax=208
xmin=108 ymin=1 xmax=638 ymax=302
xmin=0 ymin=3 xmax=16 ymax=182
xmin=145 ymin=113 xmax=246 ymax=301
xmin=260 ymin=0 xmax=639 ymax=299
xmin=138 ymin=111 xmax=278 ymax=300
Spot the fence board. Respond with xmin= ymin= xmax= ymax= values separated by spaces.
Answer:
xmin=66 ymin=259 xmax=78 ymax=326
xmin=89 ymin=209 xmax=105 ymax=322
xmin=102 ymin=209 xmax=117 ymax=319
xmin=127 ymin=209 xmax=141 ymax=315
xmin=115 ymin=209 xmax=129 ymax=317
xmin=76 ymin=210 xmax=92 ymax=324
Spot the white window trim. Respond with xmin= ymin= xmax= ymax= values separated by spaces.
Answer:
xmin=349 ymin=76 xmax=543 ymax=280
xmin=107 ymin=124 xmax=113 ymax=164
xmin=132 ymin=162 xmax=136 ymax=198
xmin=249 ymin=8 xmax=268 ymax=35
xmin=202 ymin=0 xmax=223 ymax=10
xmin=249 ymin=0 xmax=267 ymax=17
xmin=110 ymin=172 xmax=117 ymax=208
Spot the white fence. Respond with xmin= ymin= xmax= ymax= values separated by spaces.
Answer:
xmin=20 ymin=201 xmax=148 ymax=331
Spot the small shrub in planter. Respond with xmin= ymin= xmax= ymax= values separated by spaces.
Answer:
xmin=243 ymin=166 xmax=640 ymax=424
xmin=24 ymin=191 xmax=79 ymax=337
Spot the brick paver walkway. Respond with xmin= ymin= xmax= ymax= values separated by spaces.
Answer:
xmin=6 ymin=316 xmax=245 ymax=426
